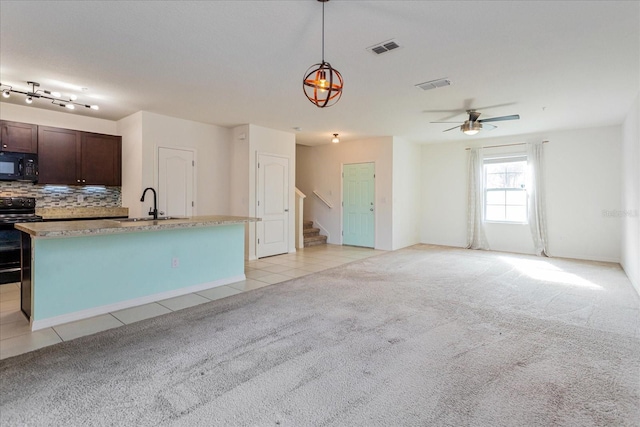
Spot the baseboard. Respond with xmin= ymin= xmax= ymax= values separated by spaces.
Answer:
xmin=31 ymin=274 xmax=246 ymax=331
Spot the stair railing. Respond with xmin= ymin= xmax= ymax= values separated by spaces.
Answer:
xmin=295 ymin=188 xmax=306 ymax=249
xmin=313 ymin=190 xmax=333 ymax=209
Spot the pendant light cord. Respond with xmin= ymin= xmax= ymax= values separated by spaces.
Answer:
xmin=321 ymin=1 xmax=325 ymax=62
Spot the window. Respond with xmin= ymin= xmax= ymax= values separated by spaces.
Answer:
xmin=484 ymin=156 xmax=527 ymax=223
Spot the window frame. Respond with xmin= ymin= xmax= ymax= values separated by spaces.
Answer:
xmin=483 ymin=155 xmax=529 ymax=224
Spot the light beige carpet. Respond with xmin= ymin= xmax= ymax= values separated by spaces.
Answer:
xmin=1 ymin=244 xmax=639 ymax=426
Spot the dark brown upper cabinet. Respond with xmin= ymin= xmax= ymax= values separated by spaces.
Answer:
xmin=0 ymin=120 xmax=38 ymax=153
xmin=80 ymin=132 xmax=122 ymax=186
xmin=38 ymin=126 xmax=122 ymax=186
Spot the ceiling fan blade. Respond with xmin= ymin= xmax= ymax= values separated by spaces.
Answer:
xmin=478 ymin=114 xmax=520 ymax=123
xmin=422 ymin=109 xmax=465 ymax=113
xmin=471 ymin=102 xmax=517 ymax=112
xmin=442 ymin=125 xmax=460 ymax=132
xmin=482 ymin=123 xmax=497 ymax=130
xmin=430 ymin=121 xmax=463 ymax=124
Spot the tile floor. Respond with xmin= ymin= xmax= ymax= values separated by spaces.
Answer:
xmin=0 ymin=244 xmax=381 ymax=360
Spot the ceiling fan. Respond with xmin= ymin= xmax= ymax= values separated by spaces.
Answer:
xmin=432 ymin=110 xmax=520 ymax=135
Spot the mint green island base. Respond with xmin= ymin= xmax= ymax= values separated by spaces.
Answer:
xmin=16 ymin=216 xmax=257 ymax=331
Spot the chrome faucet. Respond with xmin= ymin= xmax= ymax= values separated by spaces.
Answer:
xmin=140 ymin=187 xmax=158 ymax=219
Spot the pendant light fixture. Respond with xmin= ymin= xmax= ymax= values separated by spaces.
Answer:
xmin=0 ymin=81 xmax=99 ymax=110
xmin=303 ymin=0 xmax=343 ymax=108
xmin=331 ymin=133 xmax=340 ymax=143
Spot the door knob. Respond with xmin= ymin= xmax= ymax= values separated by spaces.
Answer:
xmin=284 ymin=209 xmax=289 ymax=212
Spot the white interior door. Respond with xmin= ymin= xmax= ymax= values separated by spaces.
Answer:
xmin=158 ymin=147 xmax=194 ymax=217
xmin=257 ymin=153 xmax=289 ymax=258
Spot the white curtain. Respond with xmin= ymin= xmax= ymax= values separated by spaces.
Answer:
xmin=467 ymin=148 xmax=489 ymax=250
xmin=527 ymin=141 xmax=549 ymax=256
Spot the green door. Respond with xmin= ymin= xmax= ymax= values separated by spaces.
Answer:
xmin=342 ymin=163 xmax=375 ymax=248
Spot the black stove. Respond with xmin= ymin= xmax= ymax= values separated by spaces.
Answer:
xmin=0 ymin=197 xmax=43 ymax=285
xmin=0 ymin=197 xmax=43 ymax=223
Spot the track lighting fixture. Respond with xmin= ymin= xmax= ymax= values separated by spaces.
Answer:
xmin=331 ymin=133 xmax=340 ymax=143
xmin=302 ymin=0 xmax=343 ymax=108
xmin=0 ymin=81 xmax=99 ymax=111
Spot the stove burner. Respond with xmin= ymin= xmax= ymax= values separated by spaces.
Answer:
xmin=0 ymin=197 xmax=42 ymax=224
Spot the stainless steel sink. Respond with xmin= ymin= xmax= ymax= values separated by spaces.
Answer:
xmin=115 ymin=216 xmax=186 ymax=223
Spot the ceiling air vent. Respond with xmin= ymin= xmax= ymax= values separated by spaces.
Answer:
xmin=367 ymin=39 xmax=402 ymax=55
xmin=415 ymin=78 xmax=451 ymax=91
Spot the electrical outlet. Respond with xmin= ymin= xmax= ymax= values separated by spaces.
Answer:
xmin=171 ymin=257 xmax=179 ymax=268
xmin=77 ymin=195 xmax=84 ymax=203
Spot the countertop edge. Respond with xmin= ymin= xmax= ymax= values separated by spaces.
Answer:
xmin=16 ymin=216 xmax=260 ymax=238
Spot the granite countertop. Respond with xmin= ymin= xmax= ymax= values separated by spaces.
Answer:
xmin=36 ymin=207 xmax=129 ymax=220
xmin=16 ymin=215 xmax=259 ymax=238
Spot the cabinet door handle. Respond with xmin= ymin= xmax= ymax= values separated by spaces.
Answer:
xmin=82 ymin=179 xmax=86 ymax=183
xmin=2 ymin=144 xmax=6 ymax=148
xmin=77 ymin=179 xmax=81 ymax=183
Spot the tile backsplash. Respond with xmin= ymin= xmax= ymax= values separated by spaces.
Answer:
xmin=0 ymin=182 xmax=121 ymax=208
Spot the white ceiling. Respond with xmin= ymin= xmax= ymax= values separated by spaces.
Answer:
xmin=1 ymin=1 xmax=638 ymax=146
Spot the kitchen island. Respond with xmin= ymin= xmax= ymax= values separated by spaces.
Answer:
xmin=16 ymin=215 xmax=258 ymax=331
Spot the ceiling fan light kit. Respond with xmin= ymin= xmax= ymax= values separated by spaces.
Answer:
xmin=461 ymin=121 xmax=482 ymax=135
xmin=303 ymin=0 xmax=343 ymax=108
xmin=331 ymin=133 xmax=340 ymax=143
xmin=0 ymin=81 xmax=99 ymax=111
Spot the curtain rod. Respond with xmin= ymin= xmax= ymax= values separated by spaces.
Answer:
xmin=465 ymin=141 xmax=549 ymax=150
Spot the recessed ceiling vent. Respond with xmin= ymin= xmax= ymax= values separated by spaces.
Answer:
xmin=415 ymin=78 xmax=451 ymax=91
xmin=367 ymin=39 xmax=402 ymax=55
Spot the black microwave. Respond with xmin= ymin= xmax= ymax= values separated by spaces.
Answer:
xmin=0 ymin=152 xmax=38 ymax=182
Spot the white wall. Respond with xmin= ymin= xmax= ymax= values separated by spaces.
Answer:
xmin=116 ymin=112 xmax=143 ymax=216
xmin=230 ymin=124 xmax=296 ymax=260
xmin=392 ymin=137 xmax=422 ymax=250
xmin=229 ymin=125 xmax=250 ymax=217
xmin=545 ymin=126 xmax=621 ymax=262
xmin=421 ymin=125 xmax=622 ymax=262
xmin=0 ymin=102 xmax=117 ymax=135
xmin=621 ymin=92 xmax=640 ymax=294
xmin=420 ymin=140 xmax=468 ymax=248
xmin=296 ymin=136 xmax=394 ymax=251
xmin=138 ymin=112 xmax=232 ymax=216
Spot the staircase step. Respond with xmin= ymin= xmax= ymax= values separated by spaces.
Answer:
xmin=303 ymin=227 xmax=320 ymax=237
xmin=304 ymin=234 xmax=327 ymax=247
xmin=303 ymin=220 xmax=314 ymax=228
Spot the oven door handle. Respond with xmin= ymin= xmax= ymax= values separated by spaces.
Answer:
xmin=18 ymin=158 xmax=23 ymax=176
